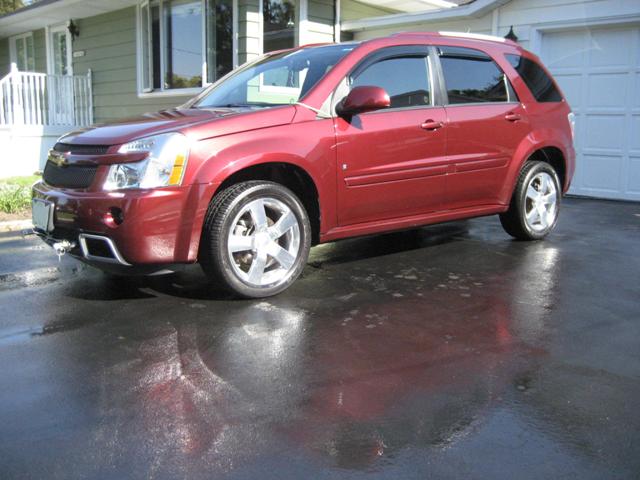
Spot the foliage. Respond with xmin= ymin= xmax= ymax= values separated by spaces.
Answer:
xmin=0 ymin=0 xmax=25 ymax=15
xmin=0 ymin=184 xmax=31 ymax=214
xmin=0 ymin=176 xmax=39 ymax=214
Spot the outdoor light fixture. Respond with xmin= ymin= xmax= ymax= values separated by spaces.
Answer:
xmin=504 ymin=25 xmax=518 ymax=42
xmin=67 ymin=19 xmax=79 ymax=40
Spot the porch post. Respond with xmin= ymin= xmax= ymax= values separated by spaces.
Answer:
xmin=10 ymin=63 xmax=24 ymax=125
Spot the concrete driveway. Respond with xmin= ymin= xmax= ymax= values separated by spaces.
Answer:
xmin=1 ymin=197 xmax=639 ymax=479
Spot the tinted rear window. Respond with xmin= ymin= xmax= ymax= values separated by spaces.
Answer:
xmin=506 ymin=54 xmax=562 ymax=103
xmin=439 ymin=47 xmax=509 ymax=104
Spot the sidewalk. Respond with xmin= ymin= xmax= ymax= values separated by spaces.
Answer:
xmin=0 ymin=219 xmax=32 ymax=233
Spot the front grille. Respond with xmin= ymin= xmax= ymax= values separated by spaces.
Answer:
xmin=43 ymin=161 xmax=98 ymax=189
xmin=53 ymin=143 xmax=110 ymax=155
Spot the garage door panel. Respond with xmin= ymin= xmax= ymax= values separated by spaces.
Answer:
xmin=589 ymin=29 xmax=635 ymax=67
xmin=581 ymin=154 xmax=622 ymax=192
xmin=541 ymin=31 xmax=585 ymax=68
xmin=587 ymin=73 xmax=629 ymax=108
xmin=628 ymin=157 xmax=640 ymax=195
xmin=634 ymin=74 xmax=640 ymax=107
xmin=583 ymin=115 xmax=626 ymax=151
xmin=630 ymin=116 xmax=640 ymax=151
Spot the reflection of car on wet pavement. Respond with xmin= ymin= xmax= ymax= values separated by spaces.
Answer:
xmin=32 ymin=32 xmax=574 ymax=298
xmin=1 ymin=199 xmax=639 ymax=479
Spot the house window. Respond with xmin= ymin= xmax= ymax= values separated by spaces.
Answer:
xmin=10 ymin=33 xmax=35 ymax=72
xmin=263 ymin=0 xmax=297 ymax=53
xmin=139 ymin=0 xmax=234 ymax=93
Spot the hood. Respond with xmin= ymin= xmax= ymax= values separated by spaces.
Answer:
xmin=59 ymin=106 xmax=297 ymax=146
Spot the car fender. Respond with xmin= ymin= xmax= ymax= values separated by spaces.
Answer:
xmin=500 ymin=129 xmax=573 ymax=205
xmin=185 ymin=120 xmax=338 ymax=261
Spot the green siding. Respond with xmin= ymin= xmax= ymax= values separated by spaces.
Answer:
xmin=307 ymin=0 xmax=335 ymax=43
xmin=238 ymin=0 xmax=261 ymax=64
xmin=340 ymin=0 xmax=397 ymax=22
xmin=72 ymin=7 xmax=196 ymax=123
xmin=0 ymin=38 xmax=9 ymax=76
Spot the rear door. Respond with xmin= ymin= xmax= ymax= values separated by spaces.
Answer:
xmin=334 ymin=46 xmax=448 ymax=226
xmin=436 ymin=46 xmax=530 ymax=209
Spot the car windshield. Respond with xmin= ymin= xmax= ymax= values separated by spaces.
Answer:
xmin=194 ymin=44 xmax=357 ymax=109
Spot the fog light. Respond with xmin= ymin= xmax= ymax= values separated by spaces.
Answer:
xmin=103 ymin=207 xmax=124 ymax=228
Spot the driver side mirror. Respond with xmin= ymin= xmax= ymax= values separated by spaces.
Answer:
xmin=336 ymin=86 xmax=391 ymax=117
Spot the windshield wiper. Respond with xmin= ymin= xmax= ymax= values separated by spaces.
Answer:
xmin=202 ymin=103 xmax=275 ymax=109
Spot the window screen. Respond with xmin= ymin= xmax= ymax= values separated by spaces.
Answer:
xmin=506 ymin=54 xmax=562 ymax=103
xmin=351 ymin=56 xmax=430 ymax=108
xmin=440 ymin=47 xmax=508 ymax=104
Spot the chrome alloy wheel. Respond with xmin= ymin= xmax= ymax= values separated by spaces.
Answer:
xmin=227 ymin=197 xmax=301 ymax=287
xmin=524 ymin=172 xmax=558 ymax=232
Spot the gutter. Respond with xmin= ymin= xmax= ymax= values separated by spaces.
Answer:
xmin=341 ymin=0 xmax=512 ymax=32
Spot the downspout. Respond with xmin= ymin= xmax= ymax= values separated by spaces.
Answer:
xmin=334 ymin=0 xmax=341 ymax=42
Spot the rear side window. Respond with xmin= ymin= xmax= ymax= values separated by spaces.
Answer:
xmin=351 ymin=56 xmax=430 ymax=108
xmin=506 ymin=54 xmax=562 ymax=102
xmin=439 ymin=46 xmax=509 ymax=104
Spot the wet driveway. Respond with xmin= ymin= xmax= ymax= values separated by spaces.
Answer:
xmin=1 ymin=197 xmax=639 ymax=479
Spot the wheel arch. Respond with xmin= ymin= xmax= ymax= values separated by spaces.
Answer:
xmin=211 ymin=162 xmax=321 ymax=245
xmin=502 ymin=138 xmax=569 ymax=204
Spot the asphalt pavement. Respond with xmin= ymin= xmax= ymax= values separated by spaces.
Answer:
xmin=0 ymin=197 xmax=639 ymax=479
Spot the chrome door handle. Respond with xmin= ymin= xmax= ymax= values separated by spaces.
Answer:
xmin=505 ymin=112 xmax=522 ymax=122
xmin=421 ymin=120 xmax=444 ymax=130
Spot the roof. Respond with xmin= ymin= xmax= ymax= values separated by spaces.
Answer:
xmin=0 ymin=0 xmax=138 ymax=38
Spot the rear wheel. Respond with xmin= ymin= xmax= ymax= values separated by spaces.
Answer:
xmin=200 ymin=181 xmax=311 ymax=298
xmin=500 ymin=161 xmax=561 ymax=240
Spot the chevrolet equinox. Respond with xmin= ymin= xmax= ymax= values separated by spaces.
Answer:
xmin=32 ymin=32 xmax=575 ymax=297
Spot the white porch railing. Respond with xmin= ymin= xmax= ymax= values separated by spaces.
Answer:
xmin=0 ymin=63 xmax=93 ymax=127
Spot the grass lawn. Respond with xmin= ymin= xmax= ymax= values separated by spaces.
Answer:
xmin=0 ymin=175 xmax=41 ymax=221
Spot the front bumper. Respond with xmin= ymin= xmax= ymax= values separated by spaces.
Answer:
xmin=31 ymin=181 xmax=213 ymax=266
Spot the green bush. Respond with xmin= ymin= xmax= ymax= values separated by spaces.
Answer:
xmin=0 ymin=184 xmax=32 ymax=214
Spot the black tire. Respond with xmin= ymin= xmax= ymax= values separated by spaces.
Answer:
xmin=499 ymin=161 xmax=561 ymax=241
xmin=199 ymin=181 xmax=312 ymax=298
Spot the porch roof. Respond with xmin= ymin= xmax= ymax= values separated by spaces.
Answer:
xmin=0 ymin=0 xmax=138 ymax=39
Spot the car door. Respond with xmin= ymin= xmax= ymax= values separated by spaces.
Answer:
xmin=334 ymin=46 xmax=448 ymax=226
xmin=435 ymin=46 xmax=531 ymax=210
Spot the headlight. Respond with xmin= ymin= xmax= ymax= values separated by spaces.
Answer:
xmin=104 ymin=133 xmax=190 ymax=190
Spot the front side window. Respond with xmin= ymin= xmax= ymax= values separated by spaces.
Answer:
xmin=10 ymin=33 xmax=35 ymax=72
xmin=350 ymin=56 xmax=431 ymax=109
xmin=139 ymin=0 xmax=233 ymax=92
xmin=439 ymin=47 xmax=509 ymax=104
xmin=263 ymin=0 xmax=297 ymax=54
xmin=194 ymin=44 xmax=355 ymax=108
xmin=506 ymin=54 xmax=562 ymax=103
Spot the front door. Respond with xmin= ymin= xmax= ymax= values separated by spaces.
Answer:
xmin=47 ymin=24 xmax=73 ymax=124
xmin=335 ymin=47 xmax=448 ymax=226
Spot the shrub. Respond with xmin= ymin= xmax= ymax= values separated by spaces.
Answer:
xmin=0 ymin=184 xmax=31 ymax=214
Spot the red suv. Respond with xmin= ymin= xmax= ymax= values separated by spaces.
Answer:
xmin=32 ymin=32 xmax=575 ymax=297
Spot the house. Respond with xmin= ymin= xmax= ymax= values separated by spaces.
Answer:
xmin=0 ymin=0 xmax=638 ymax=200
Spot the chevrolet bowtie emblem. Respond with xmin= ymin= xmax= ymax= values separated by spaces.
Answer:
xmin=48 ymin=150 xmax=69 ymax=167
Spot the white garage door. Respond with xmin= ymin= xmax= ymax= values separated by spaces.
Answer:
xmin=541 ymin=25 xmax=640 ymax=201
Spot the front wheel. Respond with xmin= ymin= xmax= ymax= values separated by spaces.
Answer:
xmin=200 ymin=181 xmax=311 ymax=298
xmin=500 ymin=161 xmax=561 ymax=240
